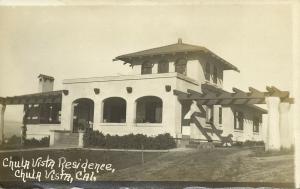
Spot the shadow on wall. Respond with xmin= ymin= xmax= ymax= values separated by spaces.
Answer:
xmin=185 ymin=102 xmax=233 ymax=146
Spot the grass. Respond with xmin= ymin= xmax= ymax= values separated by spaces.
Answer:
xmin=0 ymin=147 xmax=294 ymax=184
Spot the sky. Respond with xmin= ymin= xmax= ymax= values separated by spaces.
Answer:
xmin=0 ymin=2 xmax=294 ymax=121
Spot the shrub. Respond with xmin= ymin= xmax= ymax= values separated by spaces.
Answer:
xmin=232 ymin=140 xmax=264 ymax=147
xmin=0 ymin=135 xmax=49 ymax=150
xmin=24 ymin=136 xmax=50 ymax=147
xmin=83 ymin=129 xmax=105 ymax=147
xmin=6 ymin=135 xmax=21 ymax=145
xmin=83 ymin=131 xmax=176 ymax=150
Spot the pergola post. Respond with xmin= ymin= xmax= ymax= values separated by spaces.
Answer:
xmin=265 ymin=97 xmax=281 ymax=151
xmin=0 ymin=104 xmax=6 ymax=144
xmin=279 ymin=102 xmax=292 ymax=149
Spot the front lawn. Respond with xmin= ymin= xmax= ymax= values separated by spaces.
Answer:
xmin=0 ymin=147 xmax=294 ymax=185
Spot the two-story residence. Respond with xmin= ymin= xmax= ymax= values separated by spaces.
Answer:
xmin=22 ymin=39 xmax=267 ymax=146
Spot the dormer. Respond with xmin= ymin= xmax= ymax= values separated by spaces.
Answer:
xmin=113 ymin=39 xmax=239 ymax=88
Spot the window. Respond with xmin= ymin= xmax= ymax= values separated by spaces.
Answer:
xmin=136 ymin=96 xmax=162 ymax=123
xmin=175 ymin=58 xmax=187 ymax=75
xmin=234 ymin=111 xmax=244 ymax=130
xmin=219 ymin=107 xmax=222 ymax=124
xmin=213 ymin=66 xmax=218 ymax=84
xmin=103 ymin=97 xmax=126 ymax=123
xmin=141 ymin=61 xmax=152 ymax=74
xmin=158 ymin=60 xmax=169 ymax=73
xmin=253 ymin=117 xmax=260 ymax=132
xmin=24 ymin=104 xmax=40 ymax=124
xmin=25 ymin=103 xmax=61 ymax=124
xmin=206 ymin=105 xmax=214 ymax=124
xmin=205 ymin=62 xmax=210 ymax=81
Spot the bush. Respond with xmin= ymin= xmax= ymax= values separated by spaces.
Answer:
xmin=232 ymin=140 xmax=264 ymax=147
xmin=83 ymin=131 xmax=176 ymax=150
xmin=0 ymin=135 xmax=49 ymax=150
xmin=24 ymin=136 xmax=50 ymax=147
xmin=6 ymin=135 xmax=22 ymax=145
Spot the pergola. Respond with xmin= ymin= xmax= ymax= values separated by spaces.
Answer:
xmin=0 ymin=90 xmax=64 ymax=144
xmin=174 ymin=83 xmax=294 ymax=151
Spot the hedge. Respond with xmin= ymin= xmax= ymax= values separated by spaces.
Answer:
xmin=24 ymin=136 xmax=50 ymax=147
xmin=83 ymin=130 xmax=176 ymax=150
xmin=232 ymin=140 xmax=265 ymax=147
xmin=0 ymin=135 xmax=49 ymax=150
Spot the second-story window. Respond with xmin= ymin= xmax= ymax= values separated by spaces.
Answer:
xmin=175 ymin=58 xmax=187 ymax=76
xmin=219 ymin=107 xmax=222 ymax=124
xmin=141 ymin=61 xmax=152 ymax=74
xmin=205 ymin=62 xmax=210 ymax=81
xmin=158 ymin=60 xmax=169 ymax=73
xmin=213 ymin=66 xmax=218 ymax=84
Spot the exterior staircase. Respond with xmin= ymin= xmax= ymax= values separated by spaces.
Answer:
xmin=52 ymin=132 xmax=79 ymax=148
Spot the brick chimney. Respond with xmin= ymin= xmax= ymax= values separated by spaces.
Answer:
xmin=38 ymin=74 xmax=54 ymax=92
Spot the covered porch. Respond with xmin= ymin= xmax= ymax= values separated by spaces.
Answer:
xmin=174 ymin=83 xmax=294 ymax=151
xmin=0 ymin=90 xmax=64 ymax=145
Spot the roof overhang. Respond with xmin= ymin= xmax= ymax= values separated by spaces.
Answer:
xmin=1 ymin=90 xmax=63 ymax=105
xmin=114 ymin=44 xmax=239 ymax=72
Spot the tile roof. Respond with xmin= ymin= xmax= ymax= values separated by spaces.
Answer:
xmin=114 ymin=39 xmax=239 ymax=72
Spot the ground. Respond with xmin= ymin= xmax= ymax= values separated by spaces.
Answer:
xmin=0 ymin=147 xmax=294 ymax=186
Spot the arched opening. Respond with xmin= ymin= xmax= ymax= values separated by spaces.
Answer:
xmin=72 ymin=98 xmax=94 ymax=132
xmin=103 ymin=97 xmax=126 ymax=123
xmin=136 ymin=96 xmax=162 ymax=123
xmin=158 ymin=59 xmax=169 ymax=73
xmin=175 ymin=58 xmax=187 ymax=75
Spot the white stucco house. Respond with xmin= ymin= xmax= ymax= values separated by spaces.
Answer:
xmin=14 ymin=39 xmax=269 ymax=146
xmin=1 ymin=39 xmax=293 ymax=149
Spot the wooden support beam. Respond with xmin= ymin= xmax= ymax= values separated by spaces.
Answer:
xmin=271 ymin=86 xmax=290 ymax=99
xmin=0 ymin=97 xmax=5 ymax=105
xmin=266 ymin=86 xmax=289 ymax=98
xmin=187 ymin=89 xmax=204 ymax=98
xmin=0 ymin=104 xmax=6 ymax=144
xmin=281 ymin=98 xmax=294 ymax=104
xmin=173 ymin=90 xmax=189 ymax=99
xmin=196 ymin=100 xmax=208 ymax=104
xmin=206 ymin=99 xmax=221 ymax=105
xmin=232 ymin=87 xmax=248 ymax=98
xmin=174 ymin=87 xmax=293 ymax=105
xmin=248 ymin=87 xmax=265 ymax=98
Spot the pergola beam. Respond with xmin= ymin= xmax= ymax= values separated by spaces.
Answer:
xmin=249 ymin=87 xmax=265 ymax=98
xmin=266 ymin=86 xmax=290 ymax=98
xmin=0 ymin=97 xmax=5 ymax=105
xmin=2 ymin=95 xmax=62 ymax=105
xmin=174 ymin=85 xmax=294 ymax=105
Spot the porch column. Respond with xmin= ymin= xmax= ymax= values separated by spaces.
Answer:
xmin=174 ymin=98 xmax=182 ymax=138
xmin=0 ymin=104 xmax=6 ymax=144
xmin=265 ymin=97 xmax=280 ymax=151
xmin=279 ymin=102 xmax=292 ymax=149
xmin=126 ymin=99 xmax=136 ymax=126
xmin=60 ymin=98 xmax=74 ymax=131
xmin=93 ymin=100 xmax=102 ymax=127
